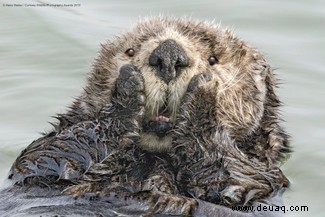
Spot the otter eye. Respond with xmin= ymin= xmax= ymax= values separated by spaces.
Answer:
xmin=125 ymin=48 xmax=135 ymax=57
xmin=208 ymin=56 xmax=218 ymax=65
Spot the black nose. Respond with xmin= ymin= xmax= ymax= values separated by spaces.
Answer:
xmin=149 ymin=39 xmax=189 ymax=84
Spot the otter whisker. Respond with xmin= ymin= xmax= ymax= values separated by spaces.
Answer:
xmin=217 ymin=64 xmax=248 ymax=97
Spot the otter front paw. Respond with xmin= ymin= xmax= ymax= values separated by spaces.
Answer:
xmin=176 ymin=72 xmax=217 ymax=135
xmin=115 ymin=64 xmax=145 ymax=100
xmin=98 ymin=65 xmax=146 ymax=145
xmin=101 ymin=64 xmax=145 ymax=117
xmin=182 ymin=72 xmax=213 ymax=105
xmin=186 ymin=71 xmax=213 ymax=93
xmin=181 ymin=71 xmax=215 ymax=112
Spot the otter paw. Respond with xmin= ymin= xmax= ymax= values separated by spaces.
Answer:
xmin=176 ymin=71 xmax=217 ymax=131
xmin=186 ymin=71 xmax=213 ymax=93
xmin=146 ymin=193 xmax=198 ymax=217
xmin=101 ymin=64 xmax=145 ymax=121
xmin=112 ymin=64 xmax=145 ymax=114
xmin=115 ymin=64 xmax=145 ymax=98
xmin=220 ymin=185 xmax=245 ymax=206
xmin=181 ymin=72 xmax=214 ymax=107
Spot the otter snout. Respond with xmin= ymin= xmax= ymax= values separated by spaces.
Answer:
xmin=149 ymin=39 xmax=189 ymax=84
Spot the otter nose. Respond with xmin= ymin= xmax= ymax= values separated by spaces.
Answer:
xmin=149 ymin=39 xmax=189 ymax=84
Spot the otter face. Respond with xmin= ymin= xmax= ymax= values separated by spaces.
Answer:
xmin=76 ymin=18 xmax=279 ymax=153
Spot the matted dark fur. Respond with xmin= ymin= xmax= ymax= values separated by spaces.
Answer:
xmin=1 ymin=18 xmax=290 ymax=217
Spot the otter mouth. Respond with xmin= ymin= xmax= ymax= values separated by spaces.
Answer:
xmin=143 ymin=106 xmax=173 ymax=138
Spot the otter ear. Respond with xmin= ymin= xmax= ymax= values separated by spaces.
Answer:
xmin=261 ymin=66 xmax=291 ymax=165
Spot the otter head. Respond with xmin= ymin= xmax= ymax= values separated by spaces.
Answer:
xmin=68 ymin=18 xmax=288 ymax=161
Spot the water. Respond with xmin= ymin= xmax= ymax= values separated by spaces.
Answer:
xmin=0 ymin=0 xmax=324 ymax=216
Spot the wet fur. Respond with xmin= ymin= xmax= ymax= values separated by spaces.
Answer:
xmin=54 ymin=18 xmax=289 ymax=161
xmin=4 ymin=18 xmax=290 ymax=216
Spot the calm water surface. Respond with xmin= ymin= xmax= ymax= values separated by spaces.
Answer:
xmin=0 ymin=0 xmax=324 ymax=216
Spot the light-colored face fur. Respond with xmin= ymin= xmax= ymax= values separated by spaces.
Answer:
xmin=76 ymin=18 xmax=275 ymax=152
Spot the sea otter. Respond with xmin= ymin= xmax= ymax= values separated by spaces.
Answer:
xmin=0 ymin=18 xmax=290 ymax=217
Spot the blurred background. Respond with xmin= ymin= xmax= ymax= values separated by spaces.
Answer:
xmin=0 ymin=0 xmax=324 ymax=216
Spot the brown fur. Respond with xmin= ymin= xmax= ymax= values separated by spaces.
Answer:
xmin=6 ymin=18 xmax=290 ymax=216
xmin=57 ymin=18 xmax=290 ymax=163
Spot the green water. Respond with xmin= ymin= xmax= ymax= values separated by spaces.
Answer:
xmin=0 ymin=0 xmax=324 ymax=216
